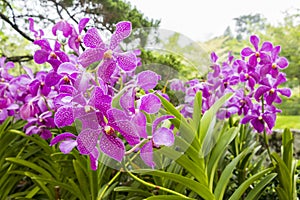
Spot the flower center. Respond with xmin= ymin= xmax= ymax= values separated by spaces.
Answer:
xmin=272 ymin=63 xmax=277 ymax=69
xmin=1 ymin=78 xmax=5 ymax=82
xmin=49 ymin=52 xmax=57 ymax=59
xmin=255 ymin=52 xmax=260 ymax=57
xmin=104 ymin=125 xmax=115 ymax=135
xmin=258 ymin=115 xmax=263 ymax=121
xmin=76 ymin=35 xmax=83 ymax=43
xmin=103 ymin=50 xmax=113 ymax=59
xmin=63 ymin=75 xmax=70 ymax=83
xmin=270 ymin=88 xmax=275 ymax=94
xmin=244 ymin=73 xmax=249 ymax=79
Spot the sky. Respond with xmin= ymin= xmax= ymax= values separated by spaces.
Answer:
xmin=126 ymin=0 xmax=300 ymax=42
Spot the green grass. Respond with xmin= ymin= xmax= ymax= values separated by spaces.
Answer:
xmin=275 ymin=115 xmax=300 ymax=129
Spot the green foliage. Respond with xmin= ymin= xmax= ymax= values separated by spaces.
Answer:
xmin=272 ymin=129 xmax=297 ymax=200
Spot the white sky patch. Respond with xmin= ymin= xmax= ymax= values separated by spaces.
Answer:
xmin=126 ymin=0 xmax=300 ymax=41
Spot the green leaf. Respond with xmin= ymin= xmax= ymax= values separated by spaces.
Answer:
xmin=159 ymin=147 xmax=208 ymax=185
xmin=114 ymin=186 xmax=153 ymax=196
xmin=191 ymin=91 xmax=202 ymax=130
xmin=214 ymin=143 xmax=254 ymax=200
xmin=272 ymin=153 xmax=291 ymax=195
xmin=282 ymin=128 xmax=293 ymax=171
xmin=133 ymin=169 xmax=214 ymax=200
xmin=245 ymin=173 xmax=277 ymax=200
xmin=145 ymin=195 xmax=193 ymax=200
xmin=199 ymin=93 xmax=233 ymax=146
xmin=73 ymin=160 xmax=90 ymax=198
xmin=207 ymin=127 xmax=238 ymax=190
xmin=5 ymin=157 xmax=52 ymax=178
xmin=228 ymin=168 xmax=274 ymax=200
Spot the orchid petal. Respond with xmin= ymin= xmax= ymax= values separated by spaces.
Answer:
xmin=153 ymin=127 xmax=174 ymax=147
xmin=60 ymin=140 xmax=77 ymax=154
xmin=78 ymin=48 xmax=104 ymax=68
xmin=83 ymin=28 xmax=105 ymax=49
xmin=77 ymin=129 xmax=100 ymax=154
xmin=54 ymin=106 xmax=74 ymax=127
xmin=115 ymin=51 xmax=137 ymax=71
xmin=250 ymin=35 xmax=259 ymax=51
xmin=254 ymin=85 xmax=270 ymax=102
xmin=119 ymin=88 xmax=135 ymax=114
xmin=137 ymin=70 xmax=161 ymax=91
xmin=139 ymin=94 xmax=161 ymax=114
xmin=140 ymin=141 xmax=155 ymax=168
xmin=241 ymin=47 xmax=254 ymax=57
xmin=50 ymin=132 xmax=77 ymax=146
xmin=132 ymin=112 xmax=148 ymax=138
xmin=78 ymin=18 xmax=90 ymax=34
xmin=34 ymin=49 xmax=49 ymax=64
xmin=97 ymin=59 xmax=117 ymax=82
xmin=100 ymin=133 xmax=125 ymax=162
xmin=110 ymin=21 xmax=132 ymax=50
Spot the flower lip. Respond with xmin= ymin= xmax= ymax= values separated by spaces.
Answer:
xmin=104 ymin=125 xmax=114 ymax=135
xmin=103 ymin=50 xmax=113 ymax=59
xmin=49 ymin=52 xmax=57 ymax=59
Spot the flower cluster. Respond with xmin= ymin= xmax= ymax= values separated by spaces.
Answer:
xmin=171 ymin=35 xmax=291 ymax=133
xmin=28 ymin=19 xmax=174 ymax=169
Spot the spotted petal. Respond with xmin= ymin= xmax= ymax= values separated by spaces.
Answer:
xmin=140 ymin=141 xmax=155 ymax=168
xmin=115 ymin=51 xmax=137 ymax=71
xmin=137 ymin=70 xmax=161 ymax=91
xmin=54 ymin=106 xmax=74 ymax=127
xmin=78 ymin=48 xmax=104 ymax=68
xmin=99 ymin=133 xmax=125 ymax=162
xmin=98 ymin=59 xmax=117 ymax=83
xmin=110 ymin=21 xmax=132 ymax=50
xmin=139 ymin=94 xmax=161 ymax=114
xmin=83 ymin=28 xmax=105 ymax=49
xmin=50 ymin=132 xmax=77 ymax=146
xmin=153 ymin=127 xmax=174 ymax=147
xmin=77 ymin=129 xmax=100 ymax=154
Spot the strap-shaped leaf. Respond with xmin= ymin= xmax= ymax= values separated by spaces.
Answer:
xmin=207 ymin=127 xmax=238 ymax=190
xmin=133 ymin=169 xmax=215 ymax=200
xmin=228 ymin=168 xmax=273 ymax=200
xmin=159 ymin=147 xmax=208 ymax=185
xmin=214 ymin=143 xmax=254 ymax=200
xmin=145 ymin=195 xmax=193 ymax=200
xmin=245 ymin=173 xmax=277 ymax=200
xmin=199 ymin=93 xmax=233 ymax=146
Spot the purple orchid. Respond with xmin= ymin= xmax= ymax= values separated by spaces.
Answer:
xmin=52 ymin=20 xmax=72 ymax=38
xmin=78 ymin=21 xmax=137 ymax=83
xmin=68 ymin=18 xmax=90 ymax=54
xmin=260 ymin=45 xmax=289 ymax=78
xmin=33 ymin=39 xmax=69 ymax=71
xmin=24 ymin=111 xmax=55 ymax=139
xmin=119 ymin=88 xmax=162 ymax=138
xmin=241 ymin=105 xmax=276 ymax=133
xmin=140 ymin=115 xmax=175 ymax=168
xmin=0 ymin=57 xmax=14 ymax=81
xmin=241 ymin=35 xmax=273 ymax=67
xmin=254 ymin=73 xmax=291 ymax=105
xmin=136 ymin=70 xmax=161 ymax=92
xmin=28 ymin=18 xmax=44 ymax=39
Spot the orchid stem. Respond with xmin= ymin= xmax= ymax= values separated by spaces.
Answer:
xmin=125 ymin=137 xmax=150 ymax=155
xmin=125 ymin=169 xmax=190 ymax=199
xmin=97 ymin=171 xmax=121 ymax=200
xmin=261 ymin=97 xmax=273 ymax=163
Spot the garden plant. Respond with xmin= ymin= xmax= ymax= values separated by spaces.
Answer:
xmin=0 ymin=16 xmax=299 ymax=200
